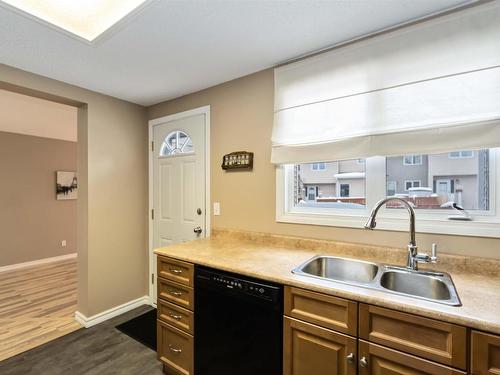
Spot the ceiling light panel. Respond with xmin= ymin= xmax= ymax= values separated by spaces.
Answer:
xmin=0 ymin=0 xmax=148 ymax=41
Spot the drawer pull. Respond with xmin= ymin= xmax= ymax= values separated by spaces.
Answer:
xmin=346 ymin=353 xmax=355 ymax=364
xmin=169 ymin=268 xmax=183 ymax=274
xmin=168 ymin=290 xmax=182 ymax=297
xmin=168 ymin=345 xmax=182 ymax=354
xmin=169 ymin=312 xmax=183 ymax=320
xmin=360 ymin=357 xmax=368 ymax=368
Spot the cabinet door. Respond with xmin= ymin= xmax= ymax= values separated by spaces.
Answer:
xmin=359 ymin=303 xmax=467 ymax=369
xmin=471 ymin=331 xmax=500 ymax=374
xmin=284 ymin=317 xmax=357 ymax=375
xmin=358 ymin=340 xmax=466 ymax=375
xmin=157 ymin=320 xmax=194 ymax=375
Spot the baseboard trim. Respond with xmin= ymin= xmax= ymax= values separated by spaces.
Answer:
xmin=75 ymin=296 xmax=151 ymax=328
xmin=0 ymin=253 xmax=78 ymax=273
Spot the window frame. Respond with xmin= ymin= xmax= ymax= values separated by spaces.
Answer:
xmin=311 ymin=162 xmax=326 ymax=171
xmin=339 ymin=183 xmax=350 ymax=197
xmin=449 ymin=150 xmax=474 ymax=159
xmin=404 ymin=180 xmax=422 ymax=191
xmin=403 ymin=155 xmax=423 ymax=165
xmin=276 ymin=149 xmax=500 ymax=238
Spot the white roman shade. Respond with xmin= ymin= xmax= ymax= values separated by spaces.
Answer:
xmin=271 ymin=3 xmax=500 ymax=164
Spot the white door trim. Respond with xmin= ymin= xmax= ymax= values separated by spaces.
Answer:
xmin=148 ymin=105 xmax=210 ymax=304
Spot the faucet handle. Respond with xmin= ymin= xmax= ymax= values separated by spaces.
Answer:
xmin=431 ymin=243 xmax=438 ymax=263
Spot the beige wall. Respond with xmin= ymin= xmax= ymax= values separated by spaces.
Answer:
xmin=0 ymin=132 xmax=77 ymax=267
xmin=1 ymin=64 xmax=148 ymax=317
xmin=149 ymin=68 xmax=500 ymax=260
xmin=0 ymin=89 xmax=77 ymax=141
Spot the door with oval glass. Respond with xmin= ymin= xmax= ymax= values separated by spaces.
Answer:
xmin=152 ymin=111 xmax=206 ymax=302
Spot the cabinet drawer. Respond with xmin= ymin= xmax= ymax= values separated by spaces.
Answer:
xmin=158 ymin=278 xmax=194 ymax=311
xmin=359 ymin=304 xmax=467 ymax=370
xmin=359 ymin=340 xmax=466 ymax=375
xmin=471 ymin=330 xmax=500 ymax=374
xmin=284 ymin=317 xmax=357 ymax=375
xmin=158 ymin=257 xmax=194 ymax=287
xmin=285 ymin=286 xmax=357 ymax=336
xmin=157 ymin=320 xmax=194 ymax=375
xmin=158 ymin=299 xmax=194 ymax=335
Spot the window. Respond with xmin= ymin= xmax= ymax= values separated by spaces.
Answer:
xmin=449 ymin=150 xmax=474 ymax=158
xmin=340 ymin=184 xmax=350 ymax=197
xmin=403 ymin=155 xmax=422 ymax=165
xmin=405 ymin=180 xmax=421 ymax=191
xmin=160 ymin=130 xmax=193 ymax=156
xmin=311 ymin=162 xmax=326 ymax=171
xmin=387 ymin=181 xmax=397 ymax=196
xmin=286 ymin=159 xmax=366 ymax=210
xmin=277 ymin=148 xmax=498 ymax=237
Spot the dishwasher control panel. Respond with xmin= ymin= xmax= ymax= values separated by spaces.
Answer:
xmin=197 ymin=266 xmax=282 ymax=302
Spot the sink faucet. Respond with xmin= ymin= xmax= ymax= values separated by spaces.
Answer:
xmin=364 ymin=197 xmax=437 ymax=271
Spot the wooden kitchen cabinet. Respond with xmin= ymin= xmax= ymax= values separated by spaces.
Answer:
xmin=158 ymin=320 xmax=194 ymax=375
xmin=157 ymin=256 xmax=195 ymax=375
xmin=285 ymin=286 xmax=358 ymax=336
xmin=358 ymin=340 xmax=466 ymax=375
xmin=359 ymin=303 xmax=467 ymax=370
xmin=284 ymin=316 xmax=357 ymax=375
xmin=471 ymin=330 xmax=500 ymax=374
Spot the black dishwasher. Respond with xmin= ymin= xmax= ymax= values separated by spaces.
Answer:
xmin=195 ymin=266 xmax=283 ymax=375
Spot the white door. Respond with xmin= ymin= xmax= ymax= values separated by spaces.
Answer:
xmin=151 ymin=112 xmax=206 ymax=302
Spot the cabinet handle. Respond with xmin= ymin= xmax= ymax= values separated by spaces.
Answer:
xmin=169 ymin=312 xmax=183 ymax=320
xmin=168 ymin=345 xmax=182 ymax=354
xmin=169 ymin=268 xmax=183 ymax=274
xmin=360 ymin=357 xmax=368 ymax=368
xmin=168 ymin=290 xmax=182 ymax=297
xmin=346 ymin=353 xmax=355 ymax=364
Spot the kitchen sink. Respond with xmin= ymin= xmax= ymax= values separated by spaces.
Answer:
xmin=379 ymin=269 xmax=459 ymax=304
xmin=292 ymin=256 xmax=379 ymax=284
xmin=292 ymin=255 xmax=461 ymax=306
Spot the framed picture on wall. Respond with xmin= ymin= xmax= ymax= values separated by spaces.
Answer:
xmin=56 ymin=171 xmax=78 ymax=200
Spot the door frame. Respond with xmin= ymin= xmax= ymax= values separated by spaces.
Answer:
xmin=148 ymin=105 xmax=211 ymax=305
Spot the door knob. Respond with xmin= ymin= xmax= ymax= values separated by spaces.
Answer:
xmin=346 ymin=353 xmax=355 ymax=364
xmin=360 ymin=357 xmax=369 ymax=368
xmin=194 ymin=226 xmax=202 ymax=235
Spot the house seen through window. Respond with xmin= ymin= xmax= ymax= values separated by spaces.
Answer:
xmin=289 ymin=149 xmax=490 ymax=212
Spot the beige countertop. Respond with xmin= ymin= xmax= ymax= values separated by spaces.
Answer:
xmin=154 ymin=229 xmax=500 ymax=335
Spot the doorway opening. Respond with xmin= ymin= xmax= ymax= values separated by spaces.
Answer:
xmin=0 ymin=88 xmax=80 ymax=360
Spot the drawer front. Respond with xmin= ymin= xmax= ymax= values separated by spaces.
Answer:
xmin=158 ymin=299 xmax=194 ymax=335
xmin=359 ymin=304 xmax=467 ymax=370
xmin=157 ymin=320 xmax=194 ymax=375
xmin=284 ymin=317 xmax=357 ymax=375
xmin=471 ymin=330 xmax=500 ymax=374
xmin=158 ymin=257 xmax=194 ymax=287
xmin=285 ymin=286 xmax=357 ymax=336
xmin=158 ymin=278 xmax=194 ymax=311
xmin=359 ymin=340 xmax=466 ymax=375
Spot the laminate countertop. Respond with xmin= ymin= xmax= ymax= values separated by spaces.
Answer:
xmin=154 ymin=229 xmax=500 ymax=335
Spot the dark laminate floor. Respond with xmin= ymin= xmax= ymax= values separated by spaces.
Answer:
xmin=0 ymin=305 xmax=164 ymax=375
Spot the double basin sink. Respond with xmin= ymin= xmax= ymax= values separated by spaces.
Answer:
xmin=292 ymin=255 xmax=461 ymax=306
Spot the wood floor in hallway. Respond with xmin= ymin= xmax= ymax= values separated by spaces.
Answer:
xmin=0 ymin=257 xmax=81 ymax=361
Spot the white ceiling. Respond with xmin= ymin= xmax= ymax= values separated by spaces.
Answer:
xmin=0 ymin=0 xmax=476 ymax=106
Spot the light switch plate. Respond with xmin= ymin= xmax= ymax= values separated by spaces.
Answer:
xmin=213 ymin=202 xmax=221 ymax=216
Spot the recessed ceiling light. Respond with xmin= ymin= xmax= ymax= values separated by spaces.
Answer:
xmin=0 ymin=0 xmax=149 ymax=42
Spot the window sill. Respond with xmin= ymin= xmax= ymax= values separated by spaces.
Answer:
xmin=276 ymin=210 xmax=500 ymax=238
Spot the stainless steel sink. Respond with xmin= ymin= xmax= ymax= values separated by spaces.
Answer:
xmin=292 ymin=255 xmax=461 ymax=306
xmin=292 ymin=256 xmax=379 ymax=285
xmin=379 ymin=269 xmax=460 ymax=305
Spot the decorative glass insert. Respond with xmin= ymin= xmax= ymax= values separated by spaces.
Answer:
xmin=160 ymin=131 xmax=193 ymax=156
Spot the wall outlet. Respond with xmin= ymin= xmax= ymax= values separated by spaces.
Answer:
xmin=61 ymin=240 xmax=67 ymax=247
xmin=213 ymin=202 xmax=221 ymax=216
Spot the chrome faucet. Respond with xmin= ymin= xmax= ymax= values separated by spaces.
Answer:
xmin=364 ymin=198 xmax=437 ymax=271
